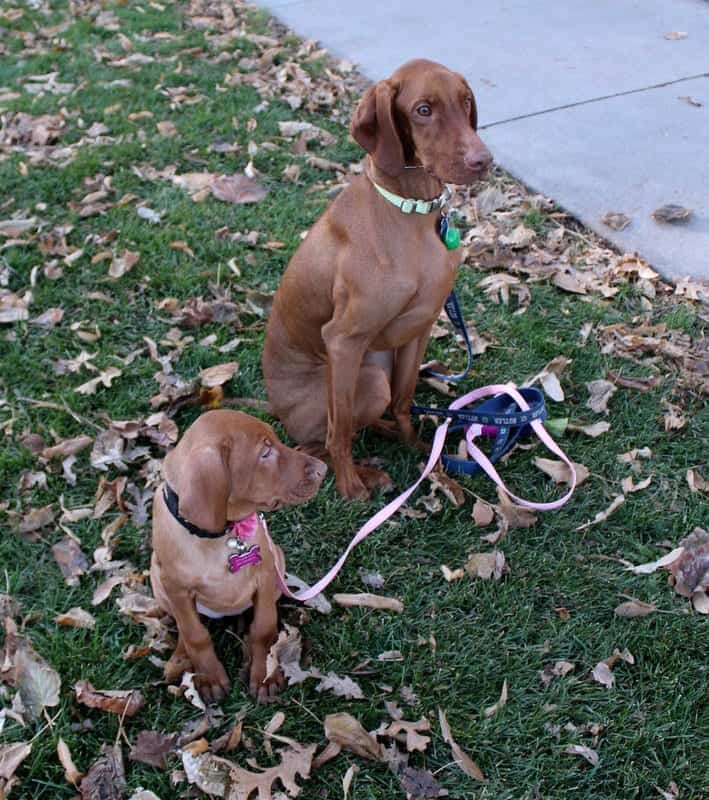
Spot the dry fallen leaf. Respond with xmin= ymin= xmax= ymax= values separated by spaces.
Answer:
xmin=79 ymin=744 xmax=126 ymax=800
xmin=575 ymin=494 xmax=625 ymax=531
xmin=665 ymin=528 xmax=709 ymax=614
xmin=620 ymin=475 xmax=653 ymax=494
xmin=662 ymin=402 xmax=686 ymax=431
xmin=0 ymin=742 xmax=32 ymax=800
xmin=75 ymin=367 xmax=122 ymax=395
xmin=500 ymin=223 xmax=536 ymax=249
xmin=182 ymin=740 xmax=316 ymax=800
xmin=380 ymin=719 xmax=431 ymax=753
xmin=564 ymin=744 xmax=599 ymax=766
xmin=540 ymin=660 xmax=575 ymax=687
xmin=55 ymin=607 xmax=96 ymax=629
xmin=527 ymin=355 xmax=572 ymax=402
xmin=533 ymin=457 xmax=589 ymax=486
xmin=495 ymin=487 xmax=537 ymax=530
xmin=601 ymin=212 xmax=631 ymax=231
xmin=656 ymin=782 xmax=680 ymax=800
xmin=0 ymin=742 xmax=32 ymax=785
xmin=108 ymin=250 xmax=140 ymax=279
xmin=686 ymin=469 xmax=707 ymax=494
xmin=585 ymin=379 xmax=617 ymax=415
xmin=626 ymin=547 xmax=684 ymax=575
xmin=265 ymin=624 xmax=310 ymax=686
xmin=157 ymin=120 xmax=178 ymax=137
xmin=332 ymin=593 xmax=403 ymax=613
xmin=464 ymin=551 xmax=508 ymax=580
xmin=614 ymin=599 xmax=657 ymax=618
xmin=199 ymin=361 xmax=239 ymax=388
xmin=41 ymin=434 xmax=93 ymax=460
xmin=313 ymin=671 xmax=364 ymax=701
xmin=567 ymin=420 xmax=611 ymax=439
xmin=591 ymin=662 xmax=615 ymax=689
xmin=180 ymin=672 xmax=207 ymax=711
xmin=15 ymin=644 xmax=62 ymax=719
xmin=74 ymin=680 xmax=145 ymax=717
xmin=129 ymin=731 xmax=177 ymax=770
xmin=652 ymin=204 xmax=692 ymax=223
xmin=438 ymin=708 xmax=486 ymax=782
xmin=472 ymin=499 xmax=495 ymax=527
xmin=342 ymin=763 xmax=358 ymax=800
xmin=678 ymin=95 xmax=702 ymax=107
xmin=607 ymin=371 xmax=661 ymax=392
xmin=483 ymin=679 xmax=508 ymax=717
xmin=323 ymin=713 xmax=381 ymax=761
xmin=58 ymin=737 xmax=83 ymax=786
xmin=440 ymin=564 xmax=465 ymax=582
xmin=211 ymin=174 xmax=268 ymax=204
xmin=51 ymin=536 xmax=89 ymax=586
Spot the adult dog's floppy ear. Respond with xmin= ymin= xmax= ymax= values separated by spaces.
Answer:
xmin=173 ymin=445 xmax=230 ymax=533
xmin=351 ymin=80 xmax=405 ymax=176
xmin=458 ymin=75 xmax=478 ymax=130
xmin=468 ymin=92 xmax=478 ymax=130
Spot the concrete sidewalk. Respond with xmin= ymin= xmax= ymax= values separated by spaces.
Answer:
xmin=254 ymin=0 xmax=709 ymax=282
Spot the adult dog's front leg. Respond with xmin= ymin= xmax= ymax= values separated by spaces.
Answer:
xmin=390 ymin=327 xmax=434 ymax=445
xmin=322 ymin=321 xmax=370 ymax=500
xmin=169 ymin=591 xmax=231 ymax=704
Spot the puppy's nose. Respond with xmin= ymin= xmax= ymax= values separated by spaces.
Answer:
xmin=305 ymin=458 xmax=328 ymax=482
xmin=465 ymin=148 xmax=493 ymax=173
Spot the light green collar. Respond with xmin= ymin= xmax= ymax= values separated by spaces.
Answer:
xmin=370 ymin=177 xmax=450 ymax=215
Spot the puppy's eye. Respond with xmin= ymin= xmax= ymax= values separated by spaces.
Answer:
xmin=416 ymin=103 xmax=432 ymax=117
xmin=260 ymin=442 xmax=272 ymax=459
xmin=464 ymin=96 xmax=473 ymax=109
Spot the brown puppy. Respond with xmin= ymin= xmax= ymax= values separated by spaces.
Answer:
xmin=262 ymin=59 xmax=492 ymax=501
xmin=150 ymin=409 xmax=326 ymax=703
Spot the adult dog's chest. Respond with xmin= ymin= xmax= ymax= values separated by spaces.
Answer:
xmin=370 ymin=235 xmax=458 ymax=350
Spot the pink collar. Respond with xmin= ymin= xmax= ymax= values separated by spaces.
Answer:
xmin=229 ymin=512 xmax=259 ymax=540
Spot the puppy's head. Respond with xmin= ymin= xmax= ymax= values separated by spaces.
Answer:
xmin=351 ymin=58 xmax=492 ymax=184
xmin=164 ymin=410 xmax=327 ymax=532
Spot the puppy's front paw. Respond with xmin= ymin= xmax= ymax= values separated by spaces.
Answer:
xmin=194 ymin=662 xmax=231 ymax=705
xmin=250 ymin=665 xmax=285 ymax=704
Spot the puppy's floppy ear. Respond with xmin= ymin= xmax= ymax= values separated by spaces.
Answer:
xmin=174 ymin=445 xmax=230 ymax=533
xmin=350 ymin=80 xmax=405 ymax=176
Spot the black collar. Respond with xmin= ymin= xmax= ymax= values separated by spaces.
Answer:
xmin=163 ymin=484 xmax=227 ymax=539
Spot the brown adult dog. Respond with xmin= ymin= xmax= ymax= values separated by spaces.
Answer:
xmin=262 ymin=59 xmax=492 ymax=500
xmin=150 ymin=410 xmax=326 ymax=703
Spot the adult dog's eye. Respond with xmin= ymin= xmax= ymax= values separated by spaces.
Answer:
xmin=260 ymin=442 xmax=272 ymax=459
xmin=464 ymin=96 xmax=473 ymax=109
xmin=416 ymin=103 xmax=432 ymax=117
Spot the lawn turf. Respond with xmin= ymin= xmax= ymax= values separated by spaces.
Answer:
xmin=0 ymin=1 xmax=707 ymax=798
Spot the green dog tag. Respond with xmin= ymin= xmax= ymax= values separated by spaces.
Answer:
xmin=444 ymin=225 xmax=460 ymax=250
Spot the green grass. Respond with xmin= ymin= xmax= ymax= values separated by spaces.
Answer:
xmin=1 ymin=2 xmax=708 ymax=799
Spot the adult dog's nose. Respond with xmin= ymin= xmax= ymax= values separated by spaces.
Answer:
xmin=464 ymin=147 xmax=493 ymax=175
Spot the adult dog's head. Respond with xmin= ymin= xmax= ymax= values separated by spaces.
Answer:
xmin=351 ymin=58 xmax=492 ymax=184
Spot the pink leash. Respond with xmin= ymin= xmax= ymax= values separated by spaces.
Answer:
xmin=265 ymin=383 xmax=576 ymax=603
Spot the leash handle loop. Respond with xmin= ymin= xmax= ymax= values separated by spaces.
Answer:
xmin=265 ymin=382 xmax=575 ymax=603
